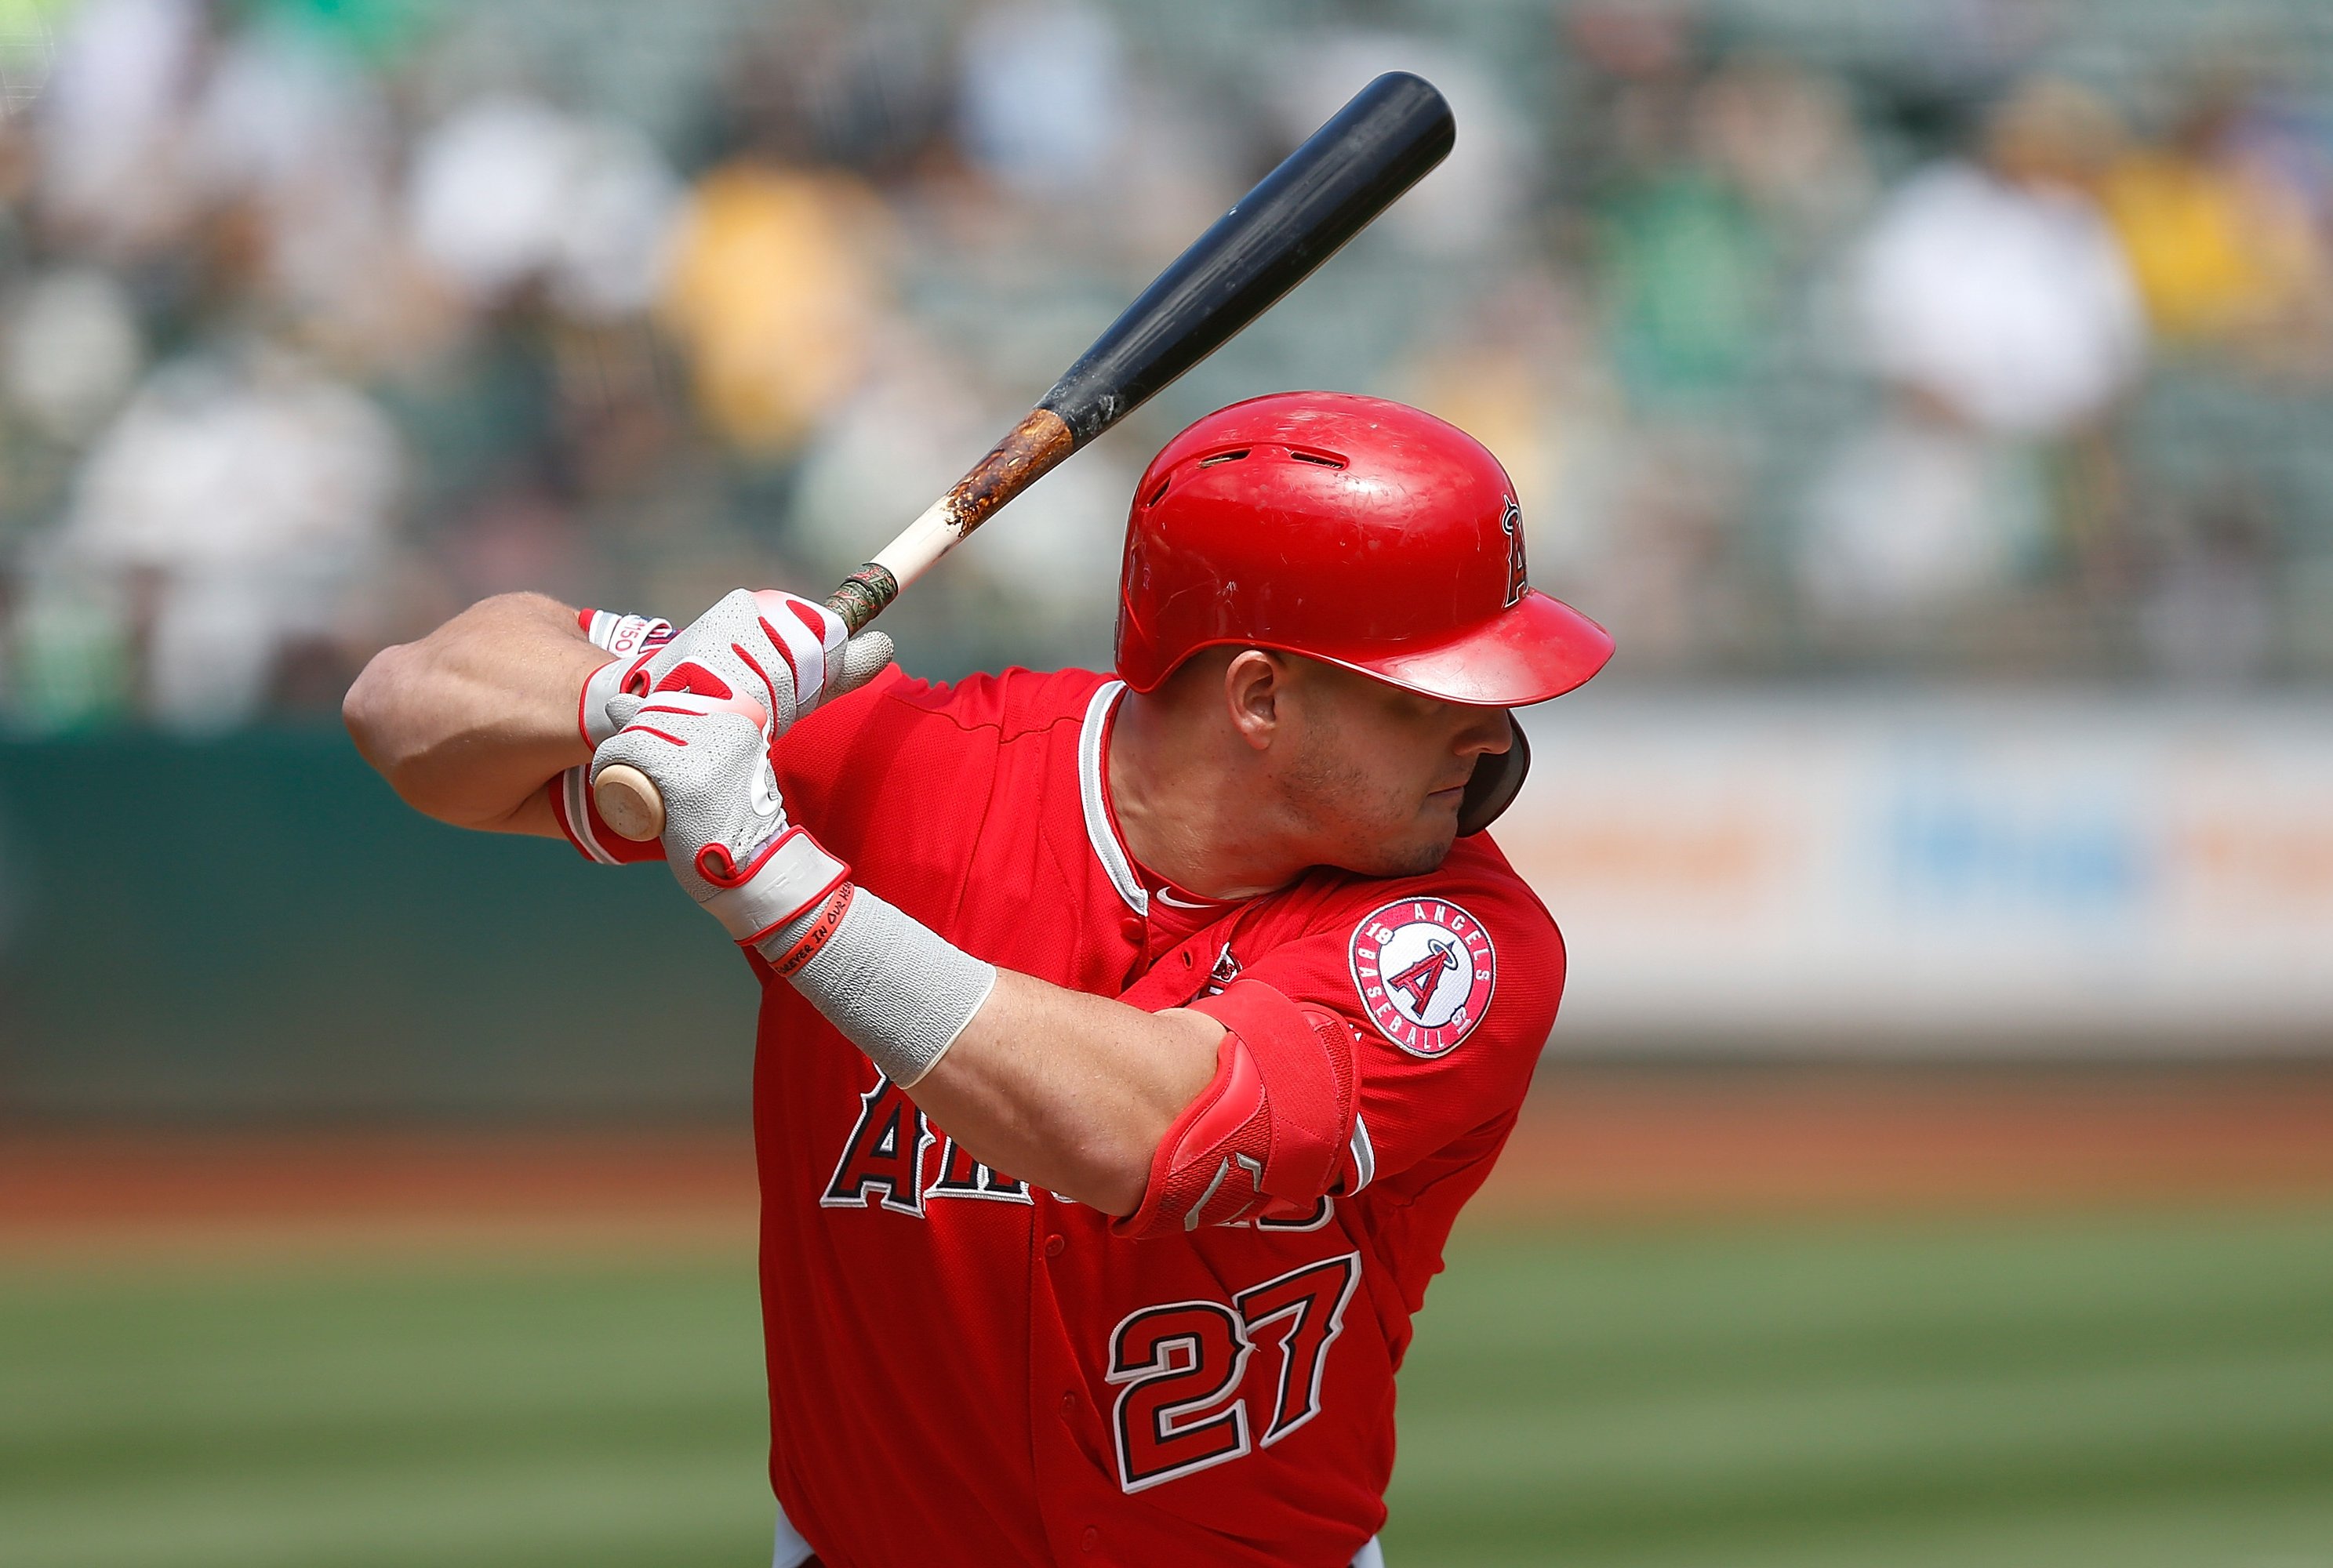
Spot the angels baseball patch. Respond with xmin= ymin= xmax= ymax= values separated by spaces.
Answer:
xmin=1349 ymin=897 xmax=1496 ymax=1057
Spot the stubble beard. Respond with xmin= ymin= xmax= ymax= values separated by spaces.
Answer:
xmin=1278 ymin=738 xmax=1455 ymax=880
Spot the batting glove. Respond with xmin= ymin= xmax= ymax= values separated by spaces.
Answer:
xmin=576 ymin=609 xmax=677 ymax=747
xmin=601 ymin=590 xmax=892 ymax=746
xmin=588 ymin=690 xmax=850 ymax=946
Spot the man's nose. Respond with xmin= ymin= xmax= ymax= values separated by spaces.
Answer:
xmin=1457 ymin=707 xmax=1514 ymax=757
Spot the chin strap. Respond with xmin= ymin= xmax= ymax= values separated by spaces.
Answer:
xmin=1455 ymin=716 xmax=1530 ymax=837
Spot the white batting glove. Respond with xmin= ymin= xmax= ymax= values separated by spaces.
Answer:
xmin=601 ymin=589 xmax=893 ymax=746
xmin=588 ymin=690 xmax=850 ymax=945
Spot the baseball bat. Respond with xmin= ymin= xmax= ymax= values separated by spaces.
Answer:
xmin=595 ymin=71 xmax=1455 ymax=841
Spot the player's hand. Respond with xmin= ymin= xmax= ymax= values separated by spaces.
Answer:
xmin=602 ymin=590 xmax=892 ymax=746
xmin=576 ymin=610 xmax=675 ymax=747
xmin=588 ymin=690 xmax=848 ymax=944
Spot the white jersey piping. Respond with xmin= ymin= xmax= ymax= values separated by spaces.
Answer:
xmin=1077 ymin=680 xmax=1147 ymax=916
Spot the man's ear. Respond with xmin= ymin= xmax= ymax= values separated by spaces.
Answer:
xmin=1223 ymin=649 xmax=1285 ymax=753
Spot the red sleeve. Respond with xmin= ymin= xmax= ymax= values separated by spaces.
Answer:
xmin=547 ymin=765 xmax=667 ymax=864
xmin=1204 ymin=870 xmax=1564 ymax=1196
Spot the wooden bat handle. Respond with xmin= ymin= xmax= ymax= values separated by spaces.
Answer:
xmin=590 ymin=409 xmax=1077 ymax=842
xmin=825 ymin=407 xmax=1077 ymax=633
xmin=592 ymin=764 xmax=665 ymax=843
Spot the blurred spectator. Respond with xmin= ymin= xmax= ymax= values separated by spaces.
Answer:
xmin=22 ymin=344 xmax=400 ymax=731
xmin=1593 ymin=132 xmax=1773 ymax=408
xmin=1848 ymin=79 xmax=2142 ymax=440
xmin=1801 ymin=412 xmax=2047 ymax=620
xmin=1804 ymin=80 xmax=2145 ymax=626
xmin=188 ymin=15 xmax=424 ymax=361
xmin=408 ymin=95 xmax=680 ymax=322
xmin=648 ymin=20 xmax=899 ymax=464
xmin=1558 ymin=34 xmax=1818 ymax=670
xmin=955 ymin=1 xmax=1125 ymax=201
xmin=657 ymin=156 xmax=889 ymax=460
xmin=2101 ymin=77 xmax=2333 ymax=366
xmin=4 ymin=0 xmax=2333 ymax=721
xmin=2 ymin=267 xmax=141 ymax=441
xmin=30 ymin=0 xmax=205 ymax=258
xmin=1692 ymin=56 xmax=1872 ymax=251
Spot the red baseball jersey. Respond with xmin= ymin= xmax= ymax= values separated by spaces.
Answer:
xmin=554 ymin=666 xmax=1567 ymax=1567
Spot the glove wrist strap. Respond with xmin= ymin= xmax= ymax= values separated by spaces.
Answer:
xmin=704 ymin=827 xmax=851 ymax=945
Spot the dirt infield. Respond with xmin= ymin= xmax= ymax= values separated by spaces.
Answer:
xmin=5 ymin=1065 xmax=2331 ymax=1255
xmin=1473 ymin=1063 xmax=2333 ymax=1220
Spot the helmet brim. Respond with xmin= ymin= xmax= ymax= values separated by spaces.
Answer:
xmin=1116 ymin=590 xmax=1615 ymax=704
xmin=1342 ymin=590 xmax=1614 ymax=708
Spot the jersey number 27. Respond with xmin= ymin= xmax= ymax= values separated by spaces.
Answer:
xmin=1104 ymin=1252 xmax=1361 ymax=1494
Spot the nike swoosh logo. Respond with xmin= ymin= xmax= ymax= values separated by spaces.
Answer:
xmin=750 ymin=763 xmax=783 ymax=818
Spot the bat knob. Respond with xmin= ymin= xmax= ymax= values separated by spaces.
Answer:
xmin=593 ymin=764 xmax=666 ymax=843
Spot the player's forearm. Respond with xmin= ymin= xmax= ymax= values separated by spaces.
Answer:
xmin=583 ymin=663 xmax=1221 ymax=1211
xmin=910 ymin=971 xmax=1223 ymax=1214
xmin=344 ymin=592 xmax=606 ymax=833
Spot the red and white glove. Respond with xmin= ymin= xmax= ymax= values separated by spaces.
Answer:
xmin=591 ymin=659 xmax=995 ymax=1090
xmin=576 ymin=609 xmax=677 ymax=747
xmin=587 ymin=690 xmax=849 ymax=946
xmin=594 ymin=589 xmax=892 ymax=749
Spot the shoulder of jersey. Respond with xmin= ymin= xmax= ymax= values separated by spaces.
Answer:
xmin=1315 ymin=837 xmax=1557 ymax=942
xmin=884 ymin=665 xmax=1113 ymax=739
xmin=1333 ymin=843 xmax=1561 ymax=1062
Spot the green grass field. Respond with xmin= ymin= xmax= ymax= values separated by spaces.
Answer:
xmin=5 ymin=1210 xmax=2331 ymax=1568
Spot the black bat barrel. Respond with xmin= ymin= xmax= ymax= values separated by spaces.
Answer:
xmin=1037 ymin=72 xmax=1455 ymax=445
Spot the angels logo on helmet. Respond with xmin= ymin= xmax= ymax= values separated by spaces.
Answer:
xmin=1347 ymin=897 xmax=1496 ymax=1057
xmin=1499 ymin=496 xmax=1527 ymax=608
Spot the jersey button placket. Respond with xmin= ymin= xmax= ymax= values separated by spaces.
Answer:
xmin=1044 ymin=1232 xmax=1067 ymax=1258
xmin=1081 ymin=1526 xmax=1100 ymax=1553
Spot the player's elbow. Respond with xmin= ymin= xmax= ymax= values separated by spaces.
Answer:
xmin=1078 ymin=1133 xmax=1159 ymax=1219
xmin=1047 ymin=1079 xmax=1197 ymax=1218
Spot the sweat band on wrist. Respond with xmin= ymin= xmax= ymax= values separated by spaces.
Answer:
xmin=771 ymin=884 xmax=854 ymax=977
xmin=758 ymin=886 xmax=997 ymax=1088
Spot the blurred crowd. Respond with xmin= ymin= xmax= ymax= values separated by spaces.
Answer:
xmin=3 ymin=0 xmax=2333 ymax=734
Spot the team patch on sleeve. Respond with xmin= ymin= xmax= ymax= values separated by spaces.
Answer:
xmin=1348 ymin=896 xmax=1496 ymax=1057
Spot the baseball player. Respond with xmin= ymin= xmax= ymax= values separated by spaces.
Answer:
xmin=346 ymin=393 xmax=1612 ymax=1566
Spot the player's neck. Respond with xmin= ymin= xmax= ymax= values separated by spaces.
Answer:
xmin=1109 ymin=689 xmax=1305 ymax=903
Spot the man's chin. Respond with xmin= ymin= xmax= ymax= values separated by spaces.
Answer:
xmin=1349 ymin=824 xmax=1457 ymax=880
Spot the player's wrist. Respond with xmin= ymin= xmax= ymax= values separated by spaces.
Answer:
xmin=698 ymin=825 xmax=852 ymax=946
xmin=756 ymin=884 xmax=996 ymax=1088
xmin=767 ymin=883 xmax=856 ymax=976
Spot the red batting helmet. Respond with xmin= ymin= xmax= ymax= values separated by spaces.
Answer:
xmin=1114 ymin=391 xmax=1613 ymax=833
